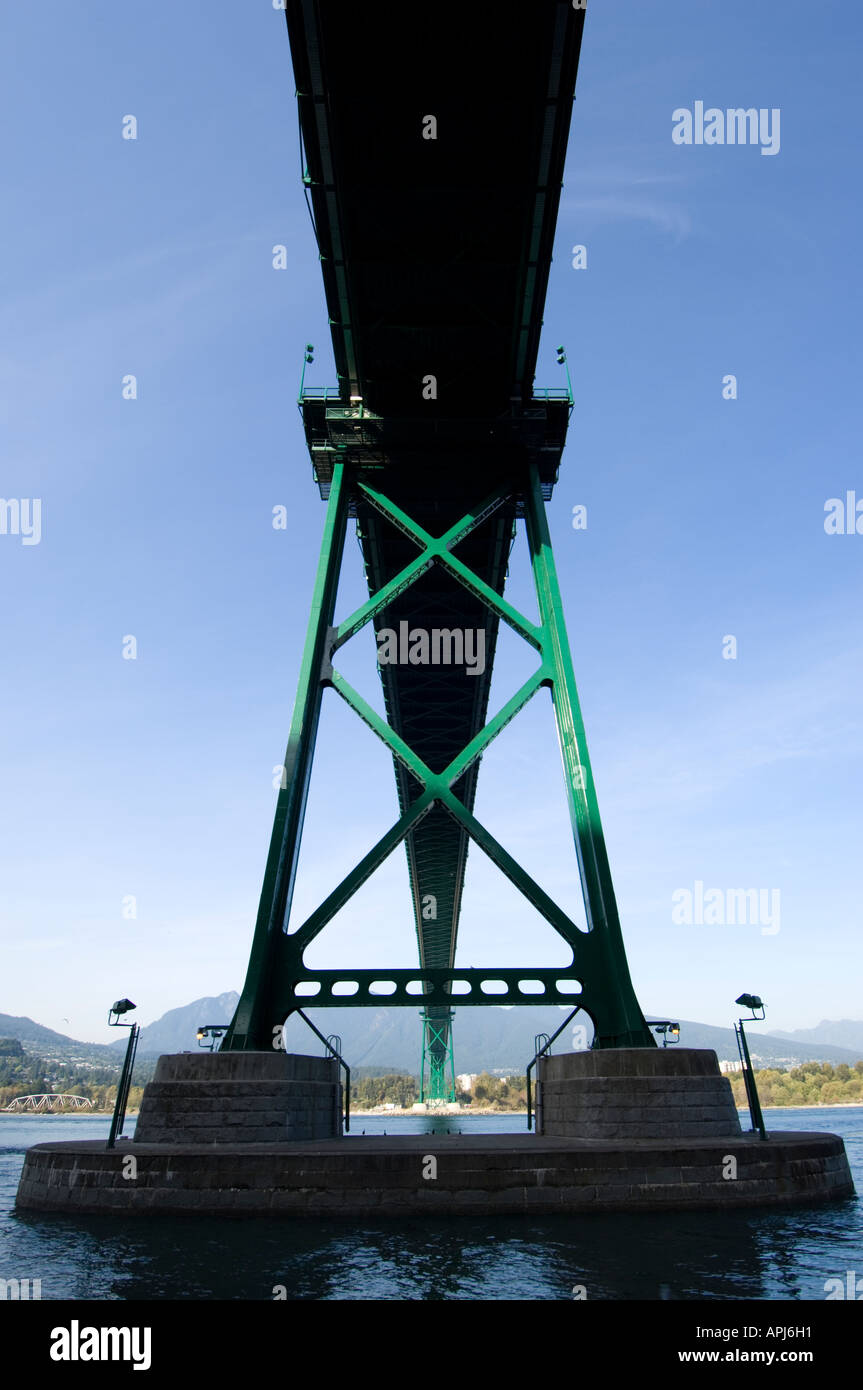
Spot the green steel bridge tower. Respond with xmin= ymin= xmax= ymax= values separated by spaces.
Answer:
xmin=419 ymin=1014 xmax=457 ymax=1106
xmin=222 ymin=1 xmax=654 ymax=1074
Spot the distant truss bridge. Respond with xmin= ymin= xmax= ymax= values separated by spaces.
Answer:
xmin=3 ymin=1094 xmax=95 ymax=1112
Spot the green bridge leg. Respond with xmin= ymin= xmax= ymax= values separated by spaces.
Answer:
xmin=224 ymin=460 xmax=653 ymax=1054
xmin=420 ymin=1013 xmax=456 ymax=1104
xmin=523 ymin=465 xmax=654 ymax=1049
xmin=223 ymin=462 xmax=349 ymax=1051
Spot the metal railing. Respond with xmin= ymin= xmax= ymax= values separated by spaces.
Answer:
xmin=530 ymin=386 xmax=573 ymax=403
xmin=299 ymin=386 xmax=572 ymax=408
xmin=299 ymin=385 xmax=343 ymax=401
xmin=526 ymin=1007 xmax=583 ymax=1130
xmin=295 ymin=1010 xmax=351 ymax=1133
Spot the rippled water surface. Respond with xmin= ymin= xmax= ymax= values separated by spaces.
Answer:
xmin=2 ymin=1109 xmax=860 ymax=1300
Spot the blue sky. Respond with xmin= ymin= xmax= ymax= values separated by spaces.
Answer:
xmin=1 ymin=1 xmax=860 ymax=1046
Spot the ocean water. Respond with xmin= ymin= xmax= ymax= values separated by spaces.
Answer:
xmin=1 ymin=1108 xmax=860 ymax=1301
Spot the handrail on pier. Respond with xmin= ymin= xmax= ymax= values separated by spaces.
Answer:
xmin=526 ymin=1007 xmax=583 ymax=1131
xmin=295 ymin=1009 xmax=351 ymax=1133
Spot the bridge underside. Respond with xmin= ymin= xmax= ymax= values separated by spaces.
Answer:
xmin=223 ymin=1 xmax=653 ymax=1067
xmin=15 ymin=3 xmax=859 ymax=1230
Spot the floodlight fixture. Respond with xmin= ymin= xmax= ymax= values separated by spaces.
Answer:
xmin=109 ymin=998 xmax=136 ymax=1023
xmin=735 ymin=993 xmax=765 ymax=1019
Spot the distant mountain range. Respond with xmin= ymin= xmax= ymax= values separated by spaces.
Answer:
xmin=3 ymin=999 xmax=862 ymax=1074
xmin=0 ymin=1013 xmax=80 ymax=1047
xmin=770 ymin=1020 xmax=863 ymax=1053
xmin=100 ymin=994 xmax=863 ymax=1072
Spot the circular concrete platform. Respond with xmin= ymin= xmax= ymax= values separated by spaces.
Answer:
xmin=15 ymin=1130 xmax=854 ymax=1216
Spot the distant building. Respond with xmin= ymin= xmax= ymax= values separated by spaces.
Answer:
xmin=719 ymin=1059 xmax=744 ymax=1073
xmin=456 ymin=1074 xmax=477 ymax=1091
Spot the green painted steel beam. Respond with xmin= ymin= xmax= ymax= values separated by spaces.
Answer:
xmin=523 ymin=463 xmax=654 ymax=1049
xmin=356 ymin=480 xmax=544 ymax=650
xmin=272 ymin=968 xmax=586 ymax=1011
xmin=222 ymin=462 xmax=349 ymax=1051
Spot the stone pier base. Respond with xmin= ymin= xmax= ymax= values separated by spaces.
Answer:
xmin=15 ymin=1131 xmax=854 ymax=1215
xmin=13 ymin=1048 xmax=855 ymax=1216
xmin=537 ymin=1048 xmax=741 ymax=1139
xmin=133 ymin=1051 xmax=341 ymax=1144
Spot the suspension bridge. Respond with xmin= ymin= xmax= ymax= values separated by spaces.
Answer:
xmin=16 ymin=1 xmax=853 ymax=1216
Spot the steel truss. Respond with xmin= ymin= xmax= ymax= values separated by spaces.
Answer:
xmin=223 ymin=460 xmax=654 ymax=1053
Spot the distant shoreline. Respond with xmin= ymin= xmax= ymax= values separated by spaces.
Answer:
xmin=2 ymin=1101 xmax=860 ymax=1119
xmin=738 ymin=1101 xmax=863 ymax=1111
xmin=346 ymin=1101 xmax=863 ymax=1117
xmin=0 ymin=1109 xmax=139 ymax=1118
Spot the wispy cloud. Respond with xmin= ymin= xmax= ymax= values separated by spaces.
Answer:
xmin=565 ymin=194 xmax=691 ymax=241
xmin=562 ymin=170 xmax=692 ymax=242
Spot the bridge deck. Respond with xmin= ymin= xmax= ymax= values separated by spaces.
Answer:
xmin=288 ymin=0 xmax=585 ymax=415
xmin=284 ymin=1 xmax=587 ymax=1060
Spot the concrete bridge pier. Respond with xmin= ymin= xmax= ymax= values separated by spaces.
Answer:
xmin=537 ymin=1048 xmax=742 ymax=1140
xmin=14 ymin=1048 xmax=855 ymax=1215
xmin=132 ymin=1051 xmax=342 ymax=1144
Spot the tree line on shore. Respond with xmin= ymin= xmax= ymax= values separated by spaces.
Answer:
xmin=354 ymin=1061 xmax=863 ymax=1111
xmin=351 ymin=1071 xmax=527 ymax=1110
xmin=3 ymin=1038 xmax=862 ymax=1114
xmin=727 ymin=1059 xmax=863 ymax=1108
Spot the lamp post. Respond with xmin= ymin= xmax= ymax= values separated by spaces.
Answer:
xmin=196 ymin=1025 xmax=227 ymax=1052
xmin=651 ymin=1020 xmax=680 ymax=1048
xmin=298 ymin=343 xmax=314 ymax=401
xmin=556 ymin=345 xmax=574 ymax=404
xmin=734 ymin=993 xmax=767 ymax=1141
xmin=106 ymin=999 xmax=139 ymax=1150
